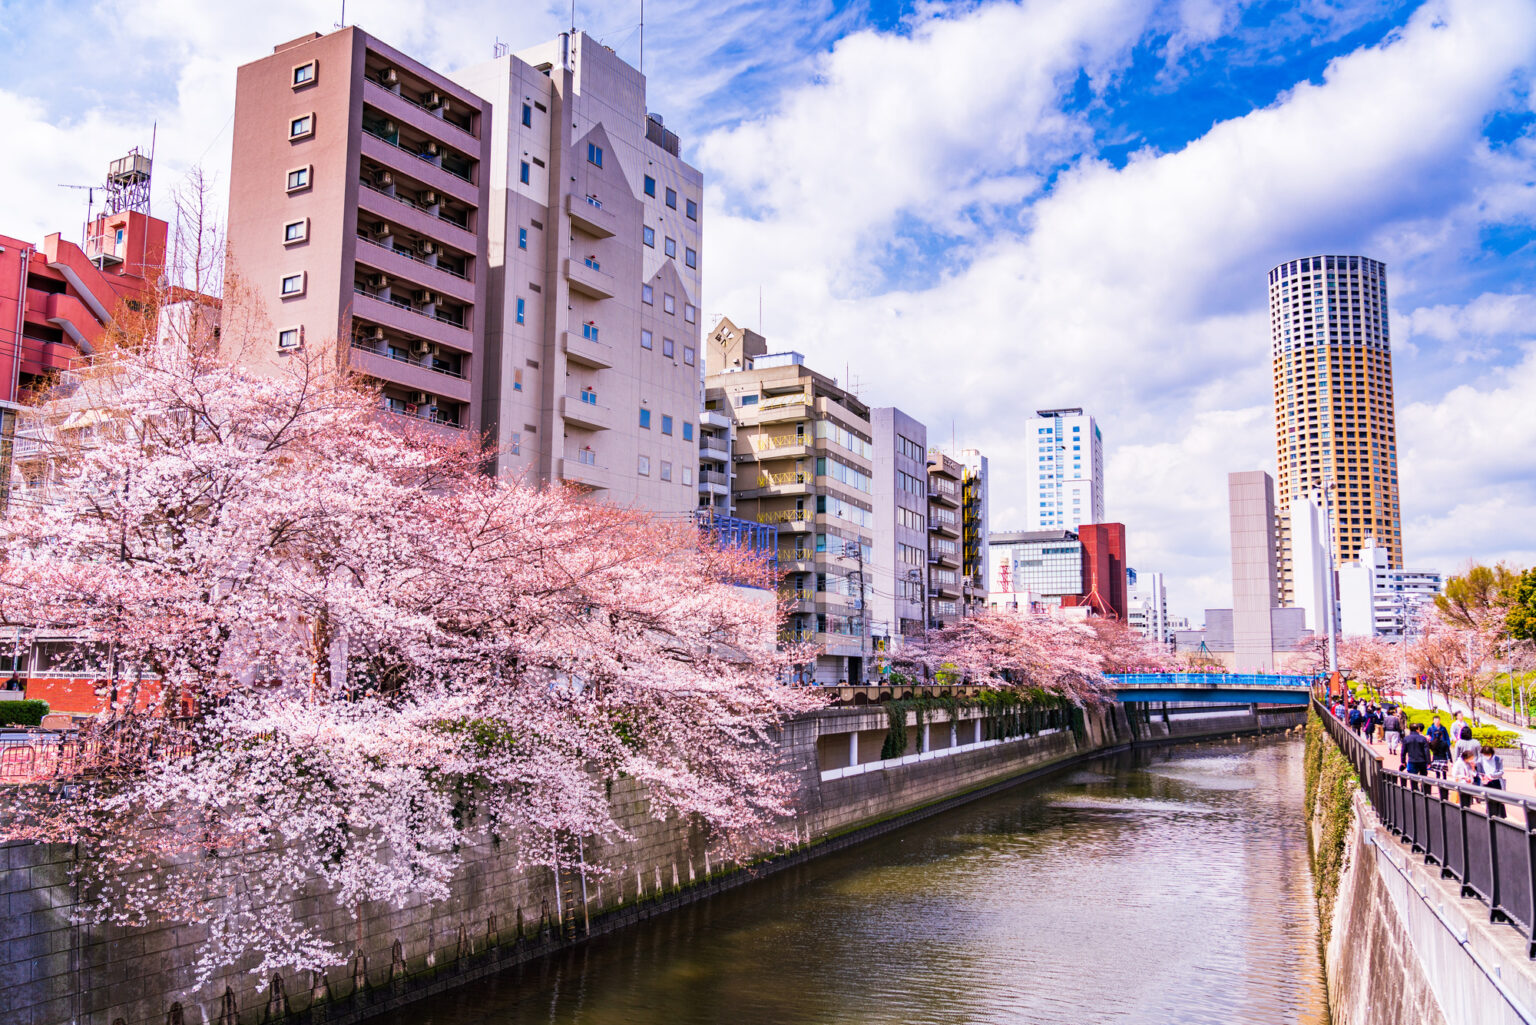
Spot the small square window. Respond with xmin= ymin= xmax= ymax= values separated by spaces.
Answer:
xmin=664 ymin=237 xmax=676 ymax=258
xmin=641 ymin=329 xmax=653 ymax=349
xmin=520 ymin=161 xmax=530 ymax=185
xmin=521 ymin=103 xmax=532 ymax=127
xmin=644 ymin=175 xmax=656 ymax=197
xmin=518 ymin=227 xmax=528 ymax=250
xmin=663 ymin=293 xmax=675 ymax=315
xmin=662 ymin=337 xmax=675 ymax=358
xmin=290 ymin=114 xmax=314 ymax=139
xmin=662 ymin=414 xmax=673 ymax=435
xmin=643 ymin=226 xmax=655 ymax=247
xmin=684 ymin=304 xmax=696 ymax=324
xmin=280 ymin=272 xmax=305 ymax=297
xmin=685 ymin=198 xmax=697 ymax=220
xmin=682 ymin=422 xmax=694 ymax=441
xmin=277 ymin=326 xmax=302 ymax=350
xmin=587 ymin=142 xmax=603 ymax=167
xmin=638 ymin=455 xmax=651 ymax=476
xmin=660 ymin=460 xmax=673 ymax=482
xmin=642 ymin=284 xmax=654 ymax=305
xmin=639 ymin=408 xmax=651 ymax=429
xmin=283 ymin=219 xmax=308 ymax=244
xmin=286 ymin=166 xmax=311 ymax=191
xmin=685 ymin=247 xmax=697 ymax=269
xmin=665 ymin=187 xmax=677 ymax=209
xmin=684 ymin=346 xmax=695 ymax=366
xmin=292 ymin=61 xmax=316 ymax=87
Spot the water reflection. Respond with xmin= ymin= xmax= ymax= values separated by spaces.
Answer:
xmin=384 ymin=735 xmax=1327 ymax=1025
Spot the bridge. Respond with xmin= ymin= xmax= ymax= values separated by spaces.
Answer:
xmin=1106 ymin=673 xmax=1313 ymax=706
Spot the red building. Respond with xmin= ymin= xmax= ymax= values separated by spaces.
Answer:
xmin=1062 ymin=522 xmax=1127 ymax=620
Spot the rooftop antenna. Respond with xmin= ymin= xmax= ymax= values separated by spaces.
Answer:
xmin=57 ymin=183 xmax=98 ymax=246
xmin=570 ymin=0 xmax=577 ymax=36
xmin=639 ymin=0 xmax=644 ymax=73
xmin=335 ymin=0 xmax=345 ymax=28
xmin=757 ymin=285 xmax=763 ymax=333
xmin=493 ymin=36 xmax=509 ymax=58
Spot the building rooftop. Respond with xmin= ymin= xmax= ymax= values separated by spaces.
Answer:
xmin=990 ymin=529 xmax=1079 ymax=544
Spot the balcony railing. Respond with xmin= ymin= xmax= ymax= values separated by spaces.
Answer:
xmin=353 ymin=285 xmax=471 ymax=331
xmin=356 ymin=232 xmax=470 ymax=281
xmin=358 ymin=177 xmax=474 ymax=231
xmin=756 ymin=509 xmax=810 ymax=525
xmin=362 ymin=122 xmax=475 ymax=183
xmin=756 ymin=394 xmax=810 ymax=412
xmin=350 ymin=339 xmax=465 ymax=380
xmin=759 ymin=470 xmax=809 ymax=487
xmin=749 ymin=432 xmax=808 ymax=451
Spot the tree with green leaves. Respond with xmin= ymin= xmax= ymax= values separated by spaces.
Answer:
xmin=1507 ymin=568 xmax=1536 ymax=643
xmin=1435 ymin=563 xmax=1521 ymax=630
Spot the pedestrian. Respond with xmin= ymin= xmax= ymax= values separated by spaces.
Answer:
xmin=1452 ymin=725 xmax=1479 ymax=764
xmin=1478 ymin=744 xmax=1507 ymax=819
xmin=1349 ymin=704 xmax=1363 ymax=734
xmin=1449 ymin=747 xmax=1478 ymax=807
xmin=1427 ymin=715 xmax=1450 ymax=757
xmin=1448 ymin=710 xmax=1467 ymax=743
xmin=1384 ymin=707 xmax=1402 ymax=755
xmin=1400 ymin=723 xmax=1431 ymax=776
xmin=1372 ymin=705 xmax=1385 ymax=743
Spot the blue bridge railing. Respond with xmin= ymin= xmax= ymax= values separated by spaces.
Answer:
xmin=1107 ymin=673 xmax=1313 ymax=690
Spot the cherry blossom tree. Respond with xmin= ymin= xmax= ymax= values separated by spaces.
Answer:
xmin=890 ymin=609 xmax=1116 ymax=704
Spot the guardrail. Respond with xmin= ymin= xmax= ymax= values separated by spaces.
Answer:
xmin=1314 ymin=697 xmax=1536 ymax=957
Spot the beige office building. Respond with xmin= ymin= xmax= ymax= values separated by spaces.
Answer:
xmin=705 ymin=318 xmax=874 ymax=684
xmin=454 ymin=33 xmax=703 ymax=512
xmin=227 ymin=28 xmax=492 ymax=436
xmin=1269 ymin=254 xmax=1402 ymax=604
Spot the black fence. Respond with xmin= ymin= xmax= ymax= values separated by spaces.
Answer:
xmin=1314 ymin=698 xmax=1536 ymax=956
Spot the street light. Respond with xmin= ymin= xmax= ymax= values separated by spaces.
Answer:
xmin=1311 ymin=476 xmax=1340 ymax=675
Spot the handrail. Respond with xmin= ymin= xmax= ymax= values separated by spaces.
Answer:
xmin=349 ymin=339 xmax=465 ymax=380
xmin=759 ymin=470 xmax=808 ymax=486
xmin=355 ymin=233 xmax=470 ymax=281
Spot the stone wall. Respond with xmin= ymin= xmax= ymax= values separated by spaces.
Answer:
xmin=2 ymin=701 xmax=1297 ymax=1025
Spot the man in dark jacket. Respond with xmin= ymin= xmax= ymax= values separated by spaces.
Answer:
xmin=1400 ymin=723 xmax=1432 ymax=775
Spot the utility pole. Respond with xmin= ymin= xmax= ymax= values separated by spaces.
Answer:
xmin=1315 ymin=477 xmax=1339 ymax=675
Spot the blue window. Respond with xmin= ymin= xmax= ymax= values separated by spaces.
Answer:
xmin=665 ymin=187 xmax=677 ymax=209
xmin=582 ymin=323 xmax=599 ymax=341
xmin=644 ymin=175 xmax=656 ymax=197
xmin=685 ymin=198 xmax=697 ymax=220
xmin=643 ymin=226 xmax=655 ymax=247
xmin=587 ymin=143 xmax=603 ymax=167
xmin=740 ymin=394 xmax=758 ymax=406
xmin=518 ymin=227 xmax=528 ymax=250
xmin=521 ymin=103 xmax=532 ymax=127
xmin=516 ymin=297 xmax=525 ymax=325
xmin=662 ymin=414 xmax=673 ymax=435
xmin=683 ymin=422 xmax=693 ymax=441
xmin=519 ymin=161 xmax=530 ymax=185
xmin=639 ymin=408 xmax=651 ymax=429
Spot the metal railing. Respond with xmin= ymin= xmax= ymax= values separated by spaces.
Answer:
xmin=349 ymin=340 xmax=466 ymax=380
xmin=1315 ymin=698 xmax=1536 ymax=957
xmin=356 ymin=232 xmax=470 ymax=280
xmin=759 ymin=470 xmax=808 ymax=487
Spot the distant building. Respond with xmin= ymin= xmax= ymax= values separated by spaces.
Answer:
xmin=986 ymin=524 xmax=1127 ymax=619
xmin=960 ymin=448 xmax=989 ymax=616
xmin=1288 ymin=495 xmax=1333 ymax=634
xmin=1128 ymin=571 xmax=1170 ymax=644
xmin=1023 ymin=408 xmax=1104 ymax=530
xmin=1338 ymin=537 xmax=1442 ymax=640
xmin=871 ymin=407 xmax=929 ymax=648
xmin=926 ymin=450 xmax=966 ymax=627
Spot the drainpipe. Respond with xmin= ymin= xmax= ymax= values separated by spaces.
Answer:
xmin=11 ymin=244 xmax=32 ymax=403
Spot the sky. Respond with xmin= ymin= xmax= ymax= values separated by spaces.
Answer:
xmin=3 ymin=0 xmax=1535 ymax=621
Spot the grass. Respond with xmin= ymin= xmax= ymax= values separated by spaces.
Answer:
xmin=1304 ymin=711 xmax=1357 ymax=950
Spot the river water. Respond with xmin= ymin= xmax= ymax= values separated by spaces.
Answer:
xmin=385 ymin=735 xmax=1328 ymax=1025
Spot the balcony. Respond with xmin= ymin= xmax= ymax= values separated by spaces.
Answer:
xmin=566 ymin=257 xmax=615 ymax=300
xmin=699 ymin=436 xmax=730 ymax=460
xmin=350 ymin=343 xmax=471 ymax=403
xmin=928 ymin=512 xmax=960 ymax=538
xmin=360 ymin=133 xmax=477 ymax=209
xmin=561 ymin=392 xmax=614 ymax=432
xmin=558 ymin=455 xmax=617 ymax=493
xmin=700 ymin=409 xmax=732 ymax=430
xmin=927 ymin=480 xmax=961 ymax=508
xmin=355 ymin=236 xmax=474 ymax=304
xmin=351 ymin=290 xmax=473 ymax=352
xmin=699 ymin=468 xmax=731 ymax=497
xmin=755 ymin=469 xmax=812 ymax=493
xmin=356 ymin=182 xmax=477 ymax=252
xmin=562 ymin=330 xmax=615 ymax=370
xmin=363 ymin=79 xmax=479 ymax=145
xmin=754 ymin=507 xmax=812 ymax=531
xmin=567 ymin=194 xmax=617 ymax=238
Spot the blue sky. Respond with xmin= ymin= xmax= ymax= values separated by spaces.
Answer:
xmin=3 ymin=0 xmax=1535 ymax=620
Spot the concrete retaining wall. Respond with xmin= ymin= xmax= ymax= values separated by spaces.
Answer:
xmin=2 ymin=701 xmax=1299 ymax=1025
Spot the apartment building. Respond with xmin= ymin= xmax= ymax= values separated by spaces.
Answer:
xmin=227 ymin=28 xmax=491 ymax=437
xmin=706 ymin=318 xmax=874 ymax=684
xmin=1023 ymin=407 xmax=1104 ymax=530
xmin=927 ymin=451 xmax=965 ymax=626
xmin=1338 ymin=537 xmax=1442 ymax=640
xmin=455 ymin=33 xmax=703 ymax=512
xmin=960 ymin=448 xmax=989 ymax=615
xmin=871 ymin=408 xmax=929 ymax=648
xmin=697 ymin=400 xmax=734 ymax=517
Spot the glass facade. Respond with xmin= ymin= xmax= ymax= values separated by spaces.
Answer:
xmin=1006 ymin=541 xmax=1082 ymax=599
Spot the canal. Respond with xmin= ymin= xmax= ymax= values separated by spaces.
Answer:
xmin=384 ymin=734 xmax=1327 ymax=1024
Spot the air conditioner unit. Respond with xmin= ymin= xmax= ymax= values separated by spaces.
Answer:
xmin=412 ymin=391 xmax=432 ymax=406
xmin=419 ymin=190 xmax=441 ymax=206
xmin=380 ymin=68 xmax=399 ymax=86
xmin=415 ymin=290 xmax=442 ymax=305
xmin=418 ymin=240 xmax=437 ymax=255
xmin=375 ymin=224 xmax=393 ymax=239
xmin=426 ymin=91 xmax=444 ymax=109
xmin=373 ymin=169 xmax=393 ymax=187
xmin=411 ymin=339 xmax=433 ymax=355
xmin=382 ymin=120 xmax=398 ymax=136
xmin=423 ymin=141 xmax=441 ymax=157
xmin=367 ymin=326 xmax=386 ymax=342
xmin=368 ymin=273 xmax=389 ymax=288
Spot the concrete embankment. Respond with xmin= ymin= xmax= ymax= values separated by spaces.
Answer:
xmin=1307 ymin=715 xmax=1536 ymax=1025
xmin=2 ymin=700 xmax=1301 ymax=1025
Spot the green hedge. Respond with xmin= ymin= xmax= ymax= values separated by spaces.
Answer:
xmin=1396 ymin=706 xmax=1517 ymax=748
xmin=0 ymin=699 xmax=50 ymax=727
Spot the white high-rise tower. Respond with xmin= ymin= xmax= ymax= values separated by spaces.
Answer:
xmin=1023 ymin=408 xmax=1104 ymax=530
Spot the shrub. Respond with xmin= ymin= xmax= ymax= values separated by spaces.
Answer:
xmin=1397 ymin=705 xmax=1517 ymax=748
xmin=0 ymin=700 xmax=51 ymax=727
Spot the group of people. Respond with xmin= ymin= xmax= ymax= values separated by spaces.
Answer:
xmin=1328 ymin=696 xmax=1507 ymax=816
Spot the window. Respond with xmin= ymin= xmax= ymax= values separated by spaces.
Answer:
xmin=519 ymin=161 xmax=530 ymax=185
xmin=662 ymin=414 xmax=673 ymax=435
xmin=115 ymin=228 xmax=125 ymax=246
xmin=521 ymin=103 xmax=532 ymax=127
xmin=582 ymin=322 xmax=599 ymax=341
xmin=739 ymin=394 xmax=759 ymax=406
xmin=665 ymin=187 xmax=677 ymax=209
xmin=518 ymin=227 xmax=528 ymax=250
xmin=684 ymin=304 xmax=696 ymax=324
xmin=682 ymin=466 xmax=692 ymax=485
xmin=663 ymin=293 xmax=675 ymax=315
xmin=664 ymin=237 xmax=676 ymax=258
xmin=642 ymin=284 xmax=654 ymax=305
xmin=277 ymin=327 xmax=301 ymax=350
xmin=289 ymin=114 xmax=314 ymax=139
xmin=641 ymin=329 xmax=653 ymax=350
xmin=638 ymin=455 xmax=650 ymax=476
xmin=283 ymin=219 xmax=308 ymax=243
xmin=286 ymin=166 xmax=311 ymax=191
xmin=639 ymin=408 xmax=652 ymax=429
xmin=644 ymin=175 xmax=656 ymax=197
xmin=587 ymin=143 xmax=603 ymax=167
xmin=686 ymin=198 xmax=697 ymax=220
xmin=514 ymin=368 xmax=523 ymax=392
xmin=660 ymin=460 xmax=672 ymax=482
xmin=682 ymin=422 xmax=694 ymax=441
xmin=685 ymin=247 xmax=697 ymax=269
xmin=510 ymin=431 xmax=521 ymax=455
xmin=280 ymin=273 xmax=305 ymax=297
xmin=516 ymin=297 xmax=526 ymax=325
xmin=292 ymin=61 xmax=316 ymax=87
xmin=683 ymin=345 xmax=695 ymax=366
xmin=643 ymin=226 xmax=655 ymax=247
xmin=662 ymin=337 xmax=675 ymax=358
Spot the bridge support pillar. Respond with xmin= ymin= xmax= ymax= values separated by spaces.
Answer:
xmin=848 ymin=732 xmax=858 ymax=768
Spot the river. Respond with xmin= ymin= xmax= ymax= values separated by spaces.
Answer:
xmin=381 ymin=734 xmax=1328 ymax=1024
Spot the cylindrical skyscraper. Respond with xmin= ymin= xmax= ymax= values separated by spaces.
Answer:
xmin=1268 ymin=254 xmax=1401 ymax=607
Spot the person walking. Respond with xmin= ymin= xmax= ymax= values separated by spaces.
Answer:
xmin=1384 ymin=707 xmax=1402 ymax=756
xmin=1400 ymin=723 xmax=1432 ymax=776
xmin=1348 ymin=704 xmax=1363 ymax=735
xmin=1448 ymin=710 xmax=1468 ymax=744
xmin=1452 ymin=725 xmax=1479 ymax=764
xmin=1427 ymin=716 xmax=1452 ymax=779
xmin=1478 ymin=744 xmax=1507 ymax=819
xmin=1449 ymin=747 xmax=1478 ymax=807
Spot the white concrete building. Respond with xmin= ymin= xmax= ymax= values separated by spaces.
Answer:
xmin=1289 ymin=495 xmax=1333 ymax=634
xmin=871 ymin=407 xmax=930 ymax=651
xmin=1023 ymin=408 xmax=1104 ymax=531
xmin=1338 ymin=537 xmax=1443 ymax=640
xmin=1128 ymin=571 xmax=1170 ymax=644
